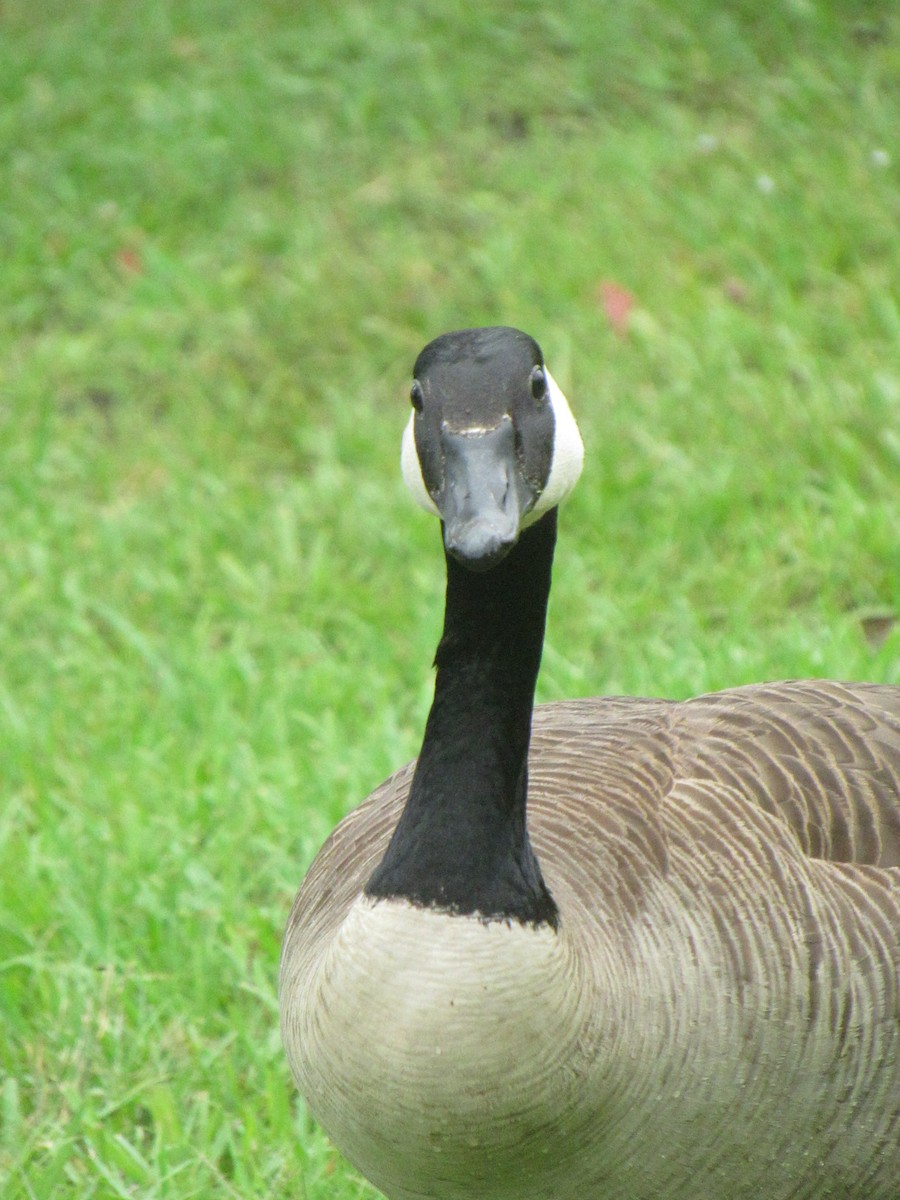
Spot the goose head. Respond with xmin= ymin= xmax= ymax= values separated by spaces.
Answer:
xmin=401 ymin=326 xmax=584 ymax=570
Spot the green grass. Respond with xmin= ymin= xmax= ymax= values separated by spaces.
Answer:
xmin=1 ymin=0 xmax=898 ymax=1195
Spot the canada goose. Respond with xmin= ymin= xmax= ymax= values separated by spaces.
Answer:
xmin=280 ymin=326 xmax=900 ymax=1200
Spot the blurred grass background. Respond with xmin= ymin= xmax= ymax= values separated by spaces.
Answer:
xmin=1 ymin=0 xmax=898 ymax=1195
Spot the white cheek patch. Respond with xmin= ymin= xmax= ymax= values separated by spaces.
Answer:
xmin=525 ymin=369 xmax=584 ymax=524
xmin=401 ymin=413 xmax=440 ymax=516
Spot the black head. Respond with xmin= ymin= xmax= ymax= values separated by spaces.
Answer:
xmin=402 ymin=327 xmax=582 ymax=570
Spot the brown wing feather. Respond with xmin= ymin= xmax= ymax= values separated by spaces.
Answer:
xmin=677 ymin=681 xmax=900 ymax=867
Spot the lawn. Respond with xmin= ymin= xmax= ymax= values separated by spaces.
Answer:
xmin=1 ymin=0 xmax=898 ymax=1196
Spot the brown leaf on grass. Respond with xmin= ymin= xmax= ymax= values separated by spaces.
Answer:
xmin=116 ymin=246 xmax=143 ymax=275
xmin=860 ymin=613 xmax=896 ymax=649
xmin=723 ymin=276 xmax=749 ymax=305
xmin=597 ymin=280 xmax=634 ymax=337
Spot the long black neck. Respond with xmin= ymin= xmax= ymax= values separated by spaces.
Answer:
xmin=365 ymin=508 xmax=558 ymax=926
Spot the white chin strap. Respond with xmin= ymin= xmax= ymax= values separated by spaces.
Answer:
xmin=524 ymin=369 xmax=584 ymax=525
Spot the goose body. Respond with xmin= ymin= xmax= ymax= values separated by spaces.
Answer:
xmin=280 ymin=328 xmax=900 ymax=1199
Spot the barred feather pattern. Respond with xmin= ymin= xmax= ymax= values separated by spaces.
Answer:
xmin=281 ymin=680 xmax=900 ymax=1200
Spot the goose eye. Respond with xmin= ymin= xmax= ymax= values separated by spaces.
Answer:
xmin=410 ymin=380 xmax=424 ymax=412
xmin=530 ymin=366 xmax=547 ymax=401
